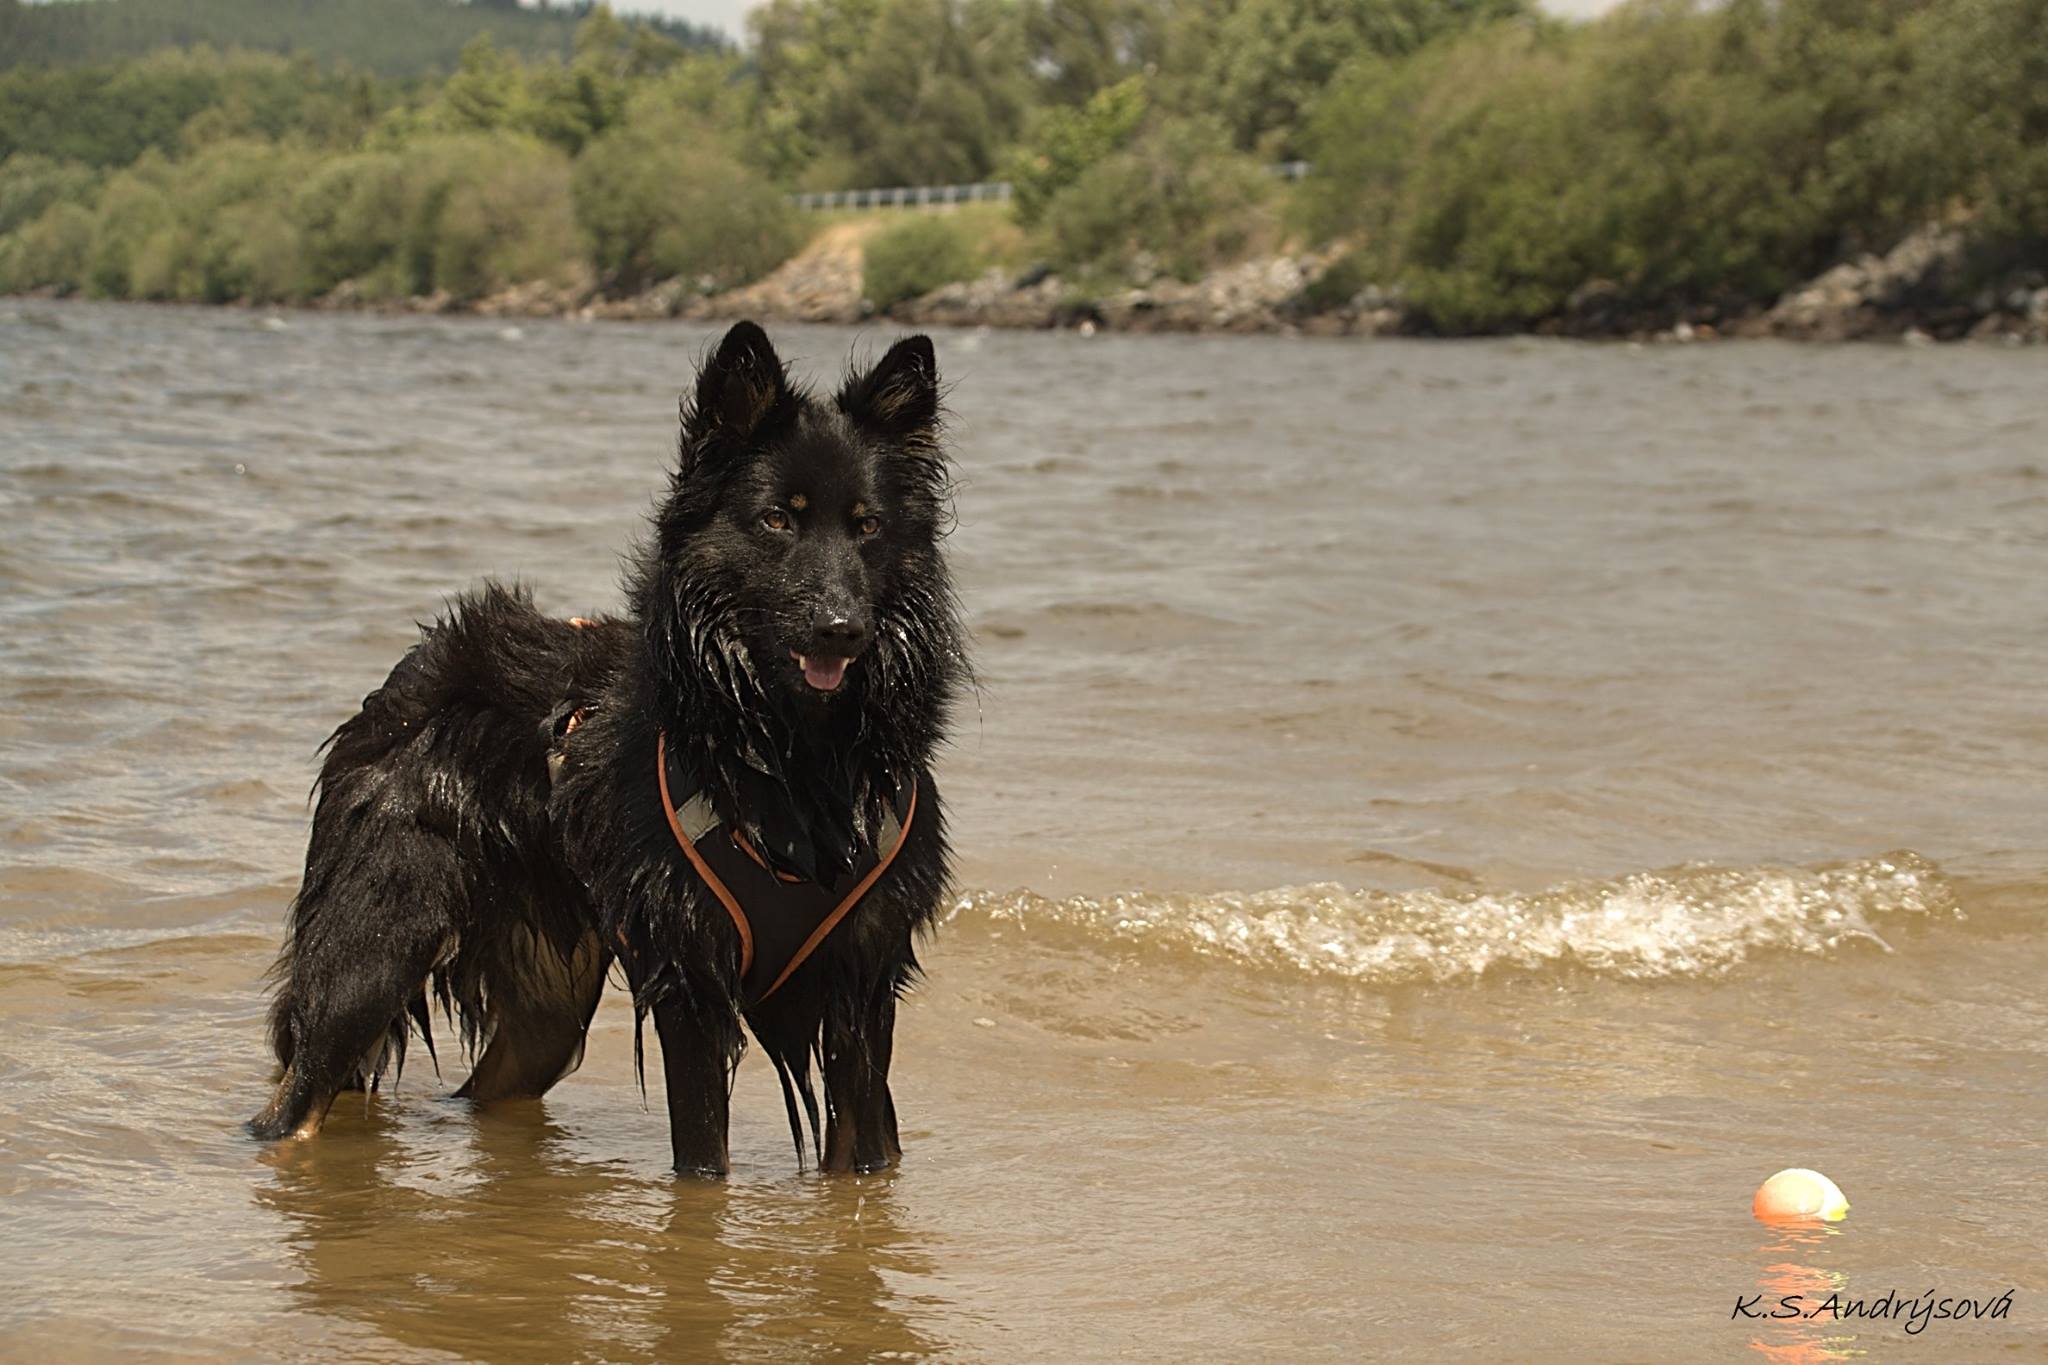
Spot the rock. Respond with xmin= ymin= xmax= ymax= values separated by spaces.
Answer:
xmin=1967 ymin=313 xmax=2012 ymax=341
xmin=896 ymin=268 xmax=1067 ymax=329
xmin=316 ymin=279 xmax=361 ymax=311
xmin=473 ymin=272 xmax=593 ymax=319
xmin=1066 ymin=251 xmax=1360 ymax=334
xmin=1353 ymin=306 xmax=1405 ymax=337
xmin=1766 ymin=223 xmax=1970 ymax=340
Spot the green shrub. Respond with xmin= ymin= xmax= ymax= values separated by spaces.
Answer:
xmin=83 ymin=161 xmax=173 ymax=297
xmin=0 ymin=201 xmax=96 ymax=293
xmin=0 ymin=154 xmax=101 ymax=237
xmin=1041 ymin=116 xmax=1275 ymax=281
xmin=862 ymin=214 xmax=982 ymax=310
xmin=572 ymin=116 xmax=801 ymax=293
xmin=409 ymin=134 xmax=580 ymax=300
xmin=289 ymin=134 xmax=583 ymax=300
xmin=81 ymin=140 xmax=312 ymax=301
xmin=1901 ymin=0 xmax=2048 ymax=250
xmin=1299 ymin=0 xmax=1929 ymax=331
xmin=291 ymin=152 xmax=408 ymax=296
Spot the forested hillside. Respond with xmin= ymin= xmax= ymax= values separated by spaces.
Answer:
xmin=0 ymin=0 xmax=723 ymax=76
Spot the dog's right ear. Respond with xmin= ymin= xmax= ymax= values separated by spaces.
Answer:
xmin=679 ymin=321 xmax=792 ymax=470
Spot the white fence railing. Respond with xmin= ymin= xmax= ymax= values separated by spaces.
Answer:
xmin=792 ymin=182 xmax=1014 ymax=211
xmin=789 ymin=162 xmax=1310 ymax=212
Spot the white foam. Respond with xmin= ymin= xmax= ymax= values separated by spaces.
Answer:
xmin=955 ymin=851 xmax=1958 ymax=984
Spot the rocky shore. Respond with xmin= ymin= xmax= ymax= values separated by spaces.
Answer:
xmin=264 ymin=219 xmax=2048 ymax=345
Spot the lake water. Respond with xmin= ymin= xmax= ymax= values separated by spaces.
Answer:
xmin=2 ymin=301 xmax=2043 ymax=1360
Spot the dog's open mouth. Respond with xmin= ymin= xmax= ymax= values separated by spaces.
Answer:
xmin=791 ymin=652 xmax=852 ymax=693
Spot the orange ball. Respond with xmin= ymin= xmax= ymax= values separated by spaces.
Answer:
xmin=1752 ymin=1168 xmax=1849 ymax=1223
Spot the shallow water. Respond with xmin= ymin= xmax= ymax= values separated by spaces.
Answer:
xmin=2 ymin=302 xmax=2043 ymax=1361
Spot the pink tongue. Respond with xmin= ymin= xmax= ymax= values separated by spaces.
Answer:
xmin=801 ymin=656 xmax=849 ymax=691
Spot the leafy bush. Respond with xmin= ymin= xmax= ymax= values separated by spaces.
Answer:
xmin=1299 ymin=0 xmax=1930 ymax=330
xmin=292 ymin=134 xmax=581 ymax=301
xmin=0 ymin=201 xmax=96 ymax=293
xmin=1900 ymin=0 xmax=2048 ymax=250
xmin=1006 ymin=75 xmax=1148 ymax=227
xmin=0 ymin=154 xmax=100 ymax=237
xmin=290 ymin=152 xmax=408 ymax=297
xmin=427 ymin=136 xmax=580 ymax=299
xmin=83 ymin=159 xmax=173 ymax=297
xmin=862 ymin=214 xmax=982 ymax=310
xmin=572 ymin=117 xmax=801 ymax=293
xmin=156 ymin=140 xmax=310 ymax=301
xmin=1041 ymin=116 xmax=1275 ymax=281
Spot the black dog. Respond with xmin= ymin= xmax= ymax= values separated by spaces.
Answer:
xmin=250 ymin=322 xmax=964 ymax=1176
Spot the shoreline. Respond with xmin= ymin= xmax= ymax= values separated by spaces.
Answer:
xmin=10 ymin=221 xmax=2046 ymax=345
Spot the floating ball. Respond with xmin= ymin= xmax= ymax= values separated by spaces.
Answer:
xmin=1752 ymin=1168 xmax=1849 ymax=1223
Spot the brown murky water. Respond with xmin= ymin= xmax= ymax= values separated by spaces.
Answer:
xmin=2 ymin=302 xmax=2044 ymax=1361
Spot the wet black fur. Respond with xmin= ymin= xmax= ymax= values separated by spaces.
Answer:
xmin=250 ymin=324 xmax=965 ymax=1175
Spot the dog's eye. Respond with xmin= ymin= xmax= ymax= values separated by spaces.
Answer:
xmin=858 ymin=515 xmax=881 ymax=538
xmin=762 ymin=509 xmax=793 ymax=533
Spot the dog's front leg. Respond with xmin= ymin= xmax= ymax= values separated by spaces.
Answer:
xmin=821 ymin=974 xmax=902 ymax=1174
xmin=649 ymin=992 xmax=738 ymax=1178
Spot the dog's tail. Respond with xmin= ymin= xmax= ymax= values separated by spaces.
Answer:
xmin=247 ymin=813 xmax=464 ymax=1140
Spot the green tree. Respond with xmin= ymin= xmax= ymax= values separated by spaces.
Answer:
xmin=1022 ymin=0 xmax=1166 ymax=105
xmin=441 ymin=36 xmax=533 ymax=134
xmin=0 ymin=0 xmax=724 ymax=79
xmin=1208 ymin=0 xmax=1531 ymax=156
xmin=1007 ymin=74 xmax=1149 ymax=226
xmin=1901 ymin=0 xmax=2048 ymax=249
xmin=748 ymin=0 xmax=1031 ymax=186
xmin=571 ymin=116 xmax=802 ymax=293
xmin=1300 ymin=0 xmax=1930 ymax=329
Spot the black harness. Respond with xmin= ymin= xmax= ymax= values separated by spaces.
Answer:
xmin=655 ymin=731 xmax=916 ymax=1007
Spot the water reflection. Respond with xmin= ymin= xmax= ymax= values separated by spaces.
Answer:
xmin=254 ymin=1101 xmax=942 ymax=1360
xmin=1747 ymin=1221 xmax=1854 ymax=1363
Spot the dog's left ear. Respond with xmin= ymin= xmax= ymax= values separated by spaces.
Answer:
xmin=838 ymin=335 xmax=940 ymax=442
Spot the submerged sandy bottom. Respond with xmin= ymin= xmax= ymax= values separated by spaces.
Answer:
xmin=2 ymin=303 xmax=2043 ymax=1359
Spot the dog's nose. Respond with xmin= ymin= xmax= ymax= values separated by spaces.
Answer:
xmin=812 ymin=613 xmax=870 ymax=655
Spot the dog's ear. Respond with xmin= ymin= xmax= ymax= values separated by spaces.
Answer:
xmin=680 ymin=321 xmax=792 ymax=467
xmin=838 ymin=335 xmax=940 ymax=442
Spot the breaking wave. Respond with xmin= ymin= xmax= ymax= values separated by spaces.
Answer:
xmin=952 ymin=851 xmax=1963 ymax=984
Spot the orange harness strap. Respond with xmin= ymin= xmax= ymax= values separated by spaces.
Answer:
xmin=655 ymin=731 xmax=754 ymax=978
xmin=654 ymin=731 xmax=917 ymax=1007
